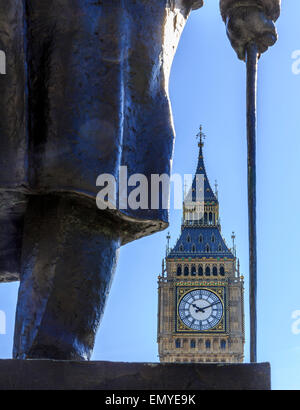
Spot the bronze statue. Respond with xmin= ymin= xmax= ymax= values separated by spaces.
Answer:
xmin=0 ymin=0 xmax=280 ymax=360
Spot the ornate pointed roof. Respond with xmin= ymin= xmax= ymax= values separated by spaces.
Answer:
xmin=168 ymin=127 xmax=234 ymax=260
xmin=168 ymin=226 xmax=233 ymax=259
xmin=190 ymin=142 xmax=218 ymax=203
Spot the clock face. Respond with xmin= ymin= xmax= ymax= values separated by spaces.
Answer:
xmin=178 ymin=289 xmax=223 ymax=331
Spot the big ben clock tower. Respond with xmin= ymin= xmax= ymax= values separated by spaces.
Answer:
xmin=157 ymin=129 xmax=245 ymax=363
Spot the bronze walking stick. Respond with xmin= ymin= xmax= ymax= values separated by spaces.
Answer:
xmin=246 ymin=41 xmax=258 ymax=363
xmin=220 ymin=0 xmax=281 ymax=362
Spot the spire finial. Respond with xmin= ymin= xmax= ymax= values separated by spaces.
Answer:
xmin=196 ymin=125 xmax=206 ymax=148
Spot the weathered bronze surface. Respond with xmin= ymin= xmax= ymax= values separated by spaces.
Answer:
xmin=0 ymin=0 xmax=203 ymax=360
xmin=223 ymin=2 xmax=279 ymax=60
xmin=220 ymin=0 xmax=281 ymax=25
xmin=246 ymin=42 xmax=258 ymax=363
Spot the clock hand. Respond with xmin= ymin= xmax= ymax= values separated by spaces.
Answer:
xmin=201 ymin=301 xmax=221 ymax=311
xmin=192 ymin=303 xmax=205 ymax=313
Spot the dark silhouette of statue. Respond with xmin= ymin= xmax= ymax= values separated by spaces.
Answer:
xmin=0 ymin=0 xmax=280 ymax=360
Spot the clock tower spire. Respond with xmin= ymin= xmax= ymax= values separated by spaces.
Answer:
xmin=157 ymin=128 xmax=245 ymax=363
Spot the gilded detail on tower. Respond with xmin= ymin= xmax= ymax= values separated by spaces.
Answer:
xmin=157 ymin=132 xmax=245 ymax=364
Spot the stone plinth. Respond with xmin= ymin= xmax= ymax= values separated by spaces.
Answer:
xmin=0 ymin=360 xmax=271 ymax=390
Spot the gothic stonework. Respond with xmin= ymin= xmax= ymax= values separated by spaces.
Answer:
xmin=157 ymin=131 xmax=244 ymax=363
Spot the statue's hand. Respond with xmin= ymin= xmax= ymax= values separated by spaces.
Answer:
xmin=226 ymin=6 xmax=278 ymax=60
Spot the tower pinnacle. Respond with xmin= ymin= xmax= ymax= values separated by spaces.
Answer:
xmin=183 ymin=128 xmax=218 ymax=226
xmin=157 ymin=127 xmax=244 ymax=364
xmin=196 ymin=124 xmax=206 ymax=148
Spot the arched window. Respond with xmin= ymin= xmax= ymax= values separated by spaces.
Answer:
xmin=205 ymin=244 xmax=210 ymax=253
xmin=205 ymin=266 xmax=210 ymax=276
xmin=184 ymin=266 xmax=189 ymax=276
xmin=175 ymin=339 xmax=181 ymax=348
xmin=204 ymin=213 xmax=208 ymax=224
xmin=218 ymin=244 xmax=222 ymax=252
xmin=179 ymin=244 xmax=184 ymax=252
xmin=199 ymin=234 xmax=203 ymax=243
xmin=211 ymin=234 xmax=215 ymax=243
xmin=177 ymin=265 xmax=182 ymax=276
xmin=220 ymin=340 xmax=226 ymax=350
xmin=190 ymin=340 xmax=196 ymax=349
xmin=213 ymin=266 xmax=218 ymax=276
xmin=220 ymin=266 xmax=225 ymax=276
xmin=187 ymin=235 xmax=191 ymax=243
xmin=198 ymin=265 xmax=203 ymax=276
xmin=205 ymin=340 xmax=211 ymax=349
xmin=191 ymin=265 xmax=196 ymax=276
xmin=192 ymin=244 xmax=196 ymax=253
xmin=209 ymin=212 xmax=213 ymax=224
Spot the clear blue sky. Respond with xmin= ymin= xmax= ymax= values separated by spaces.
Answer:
xmin=1 ymin=0 xmax=300 ymax=390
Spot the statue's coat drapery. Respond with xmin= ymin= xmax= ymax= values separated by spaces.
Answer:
xmin=0 ymin=0 xmax=202 ymax=281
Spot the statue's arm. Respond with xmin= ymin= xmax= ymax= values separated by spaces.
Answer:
xmin=220 ymin=0 xmax=281 ymax=22
xmin=219 ymin=0 xmax=281 ymax=60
